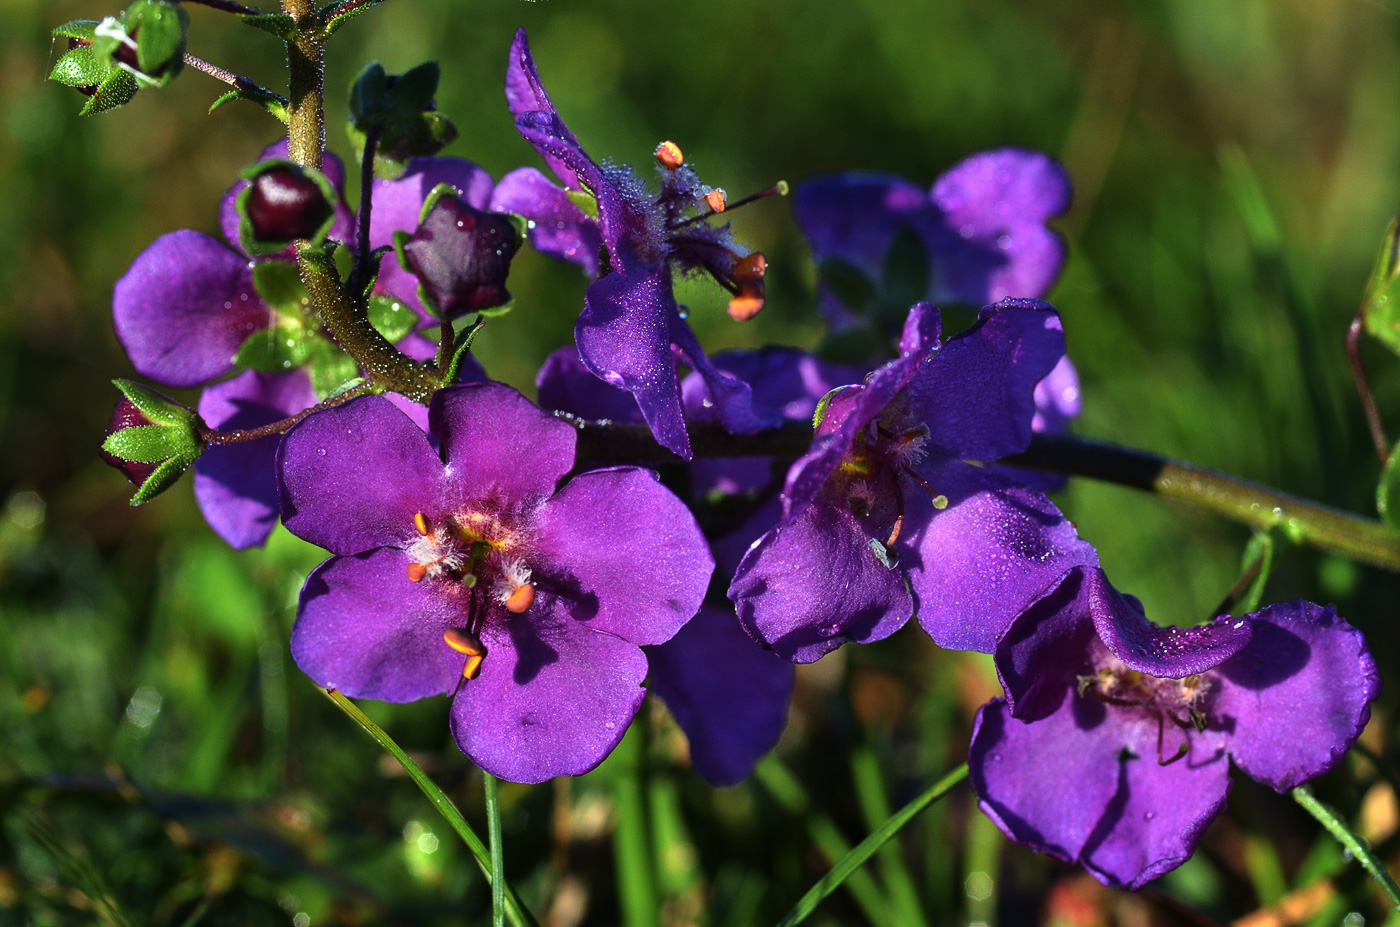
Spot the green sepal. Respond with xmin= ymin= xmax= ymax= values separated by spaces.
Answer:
xmin=1376 ymin=439 xmax=1400 ymax=530
xmin=50 ymin=46 xmax=111 ymax=88
xmin=419 ymin=182 xmax=460 ymax=223
xmin=130 ymin=455 xmax=193 ymax=505
xmin=80 ymin=69 xmax=140 ymax=116
xmin=392 ymin=228 xmax=414 ymax=273
xmin=235 ymin=158 xmax=339 ymax=256
xmin=880 ymin=224 xmax=931 ymax=311
xmin=103 ymin=424 xmax=193 ymax=463
xmin=347 ymin=62 xmax=458 ymax=179
xmin=113 ymin=378 xmax=195 ymax=426
xmin=306 ymin=341 xmax=360 ymax=400
xmin=51 ymin=20 xmax=101 ymax=41
xmin=233 ymin=324 xmax=315 ymax=372
xmin=123 ymin=0 xmax=188 ymax=86
xmin=1360 ymin=216 xmax=1400 ymax=357
xmin=415 ymin=282 xmax=444 ymax=319
xmin=323 ymin=0 xmax=382 ymax=35
xmin=368 ymin=294 xmax=417 ymax=342
xmin=566 ymin=188 xmax=600 ymax=221
xmin=442 ymin=318 xmax=486 ymax=385
xmin=210 ymin=87 xmax=290 ymax=124
xmin=252 ymin=260 xmax=310 ymax=318
xmin=818 ymin=257 xmax=877 ymax=314
xmin=236 ymin=11 xmax=298 ymax=38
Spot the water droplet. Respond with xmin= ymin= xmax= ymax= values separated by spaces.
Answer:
xmin=526 ymin=220 xmax=537 ymax=230
xmin=604 ymin=720 xmax=615 ymax=730
xmin=1144 ymin=811 xmax=1155 ymax=821
xmin=316 ymin=447 xmax=327 ymax=456
xmin=996 ymin=234 xmax=1011 ymax=249
xmin=677 ymin=308 xmax=689 ymax=320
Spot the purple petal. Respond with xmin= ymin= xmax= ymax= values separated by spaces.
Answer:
xmin=1213 ymin=601 xmax=1380 ymax=791
xmin=113 ymin=230 xmax=271 ymax=387
xmin=906 ymin=461 xmax=1099 ymax=654
xmin=647 ymin=605 xmax=794 ymax=786
xmin=931 ymin=148 xmax=1071 ymax=303
xmin=491 ymin=167 xmax=602 ymax=276
xmin=220 ymin=140 xmax=354 ymax=250
xmin=730 ymin=495 xmax=912 ymax=663
xmin=291 ymin=548 xmax=463 ymax=701
xmin=681 ymin=347 xmax=864 ymax=426
xmin=971 ymin=693 xmax=1231 ymax=892
xmin=906 ymin=300 xmax=1065 ymax=461
xmin=578 ymin=272 xmax=690 ymax=458
xmin=1093 ymin=580 xmax=1252 ymax=679
xmin=194 ymin=369 xmax=316 ymax=550
xmin=429 ymin=383 xmax=577 ymax=506
xmin=992 ymin=568 xmax=1099 ymax=721
xmin=450 ymin=598 xmax=647 ymax=782
xmin=671 ymin=321 xmax=763 ymax=435
xmin=537 ymin=346 xmax=644 ymax=423
xmin=278 ymin=395 xmax=446 ymax=555
xmin=533 ymin=467 xmax=712 ymax=646
xmin=794 ymin=172 xmax=931 ymax=276
xmin=1034 ymin=356 xmax=1081 ymax=434
xmin=505 ymin=29 xmax=586 ymax=192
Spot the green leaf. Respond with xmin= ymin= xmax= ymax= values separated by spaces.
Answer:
xmin=236 ymin=11 xmax=298 ymax=38
xmin=1377 ymin=439 xmax=1400 ymax=529
xmin=818 ymin=257 xmax=877 ymax=313
xmin=323 ymin=0 xmax=383 ymax=34
xmin=209 ymin=87 xmax=290 ymax=124
xmin=1292 ymin=785 xmax=1400 ymax=909
xmin=130 ymin=455 xmax=192 ymax=505
xmin=50 ymin=47 xmax=111 ymax=87
xmin=368 ymin=294 xmax=417 ymax=342
xmin=1234 ymin=531 xmax=1276 ymax=614
xmin=102 ymin=423 xmax=198 ymax=463
xmin=124 ymin=0 xmax=188 ymax=84
xmin=566 ymin=188 xmax=600 ymax=221
xmin=252 ymin=260 xmax=310 ymax=317
xmin=388 ymin=61 xmax=441 ymax=114
xmin=233 ymin=324 xmax=314 ymax=372
xmin=348 ymin=62 xmax=389 ymax=122
xmin=880 ymin=224 xmax=931 ymax=310
xmin=1360 ymin=216 xmax=1400 ymax=357
xmin=307 ymin=341 xmax=360 ymax=399
xmin=51 ymin=19 xmax=101 ymax=41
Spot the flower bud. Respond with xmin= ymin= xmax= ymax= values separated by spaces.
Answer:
xmin=398 ymin=188 xmax=525 ymax=319
xmin=99 ymin=380 xmax=205 ymax=505
xmin=236 ymin=160 xmax=338 ymax=255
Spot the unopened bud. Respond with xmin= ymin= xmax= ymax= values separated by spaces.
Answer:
xmin=655 ymin=140 xmax=684 ymax=170
xmin=238 ymin=161 xmax=336 ymax=254
xmin=398 ymin=189 xmax=524 ymax=319
xmin=99 ymin=380 xmax=204 ymax=505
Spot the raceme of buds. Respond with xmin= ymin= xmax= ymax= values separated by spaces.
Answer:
xmin=395 ymin=184 xmax=524 ymax=319
xmin=99 ymin=380 xmax=206 ymax=505
xmin=235 ymin=160 xmax=338 ymax=255
xmin=49 ymin=21 xmax=139 ymax=116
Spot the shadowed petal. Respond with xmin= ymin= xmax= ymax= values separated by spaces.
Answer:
xmin=194 ymin=369 xmax=316 ymax=550
xmin=794 ymin=172 xmax=931 ymax=274
xmin=451 ymin=599 xmax=647 ymax=783
xmin=993 ymin=568 xmax=1098 ymax=721
xmin=537 ymin=346 xmax=644 ymax=423
xmin=429 ymin=383 xmax=577 ymax=506
xmin=291 ymin=549 xmax=463 ymax=701
xmin=278 ymin=395 xmax=445 ymax=555
xmin=534 ymin=467 xmax=712 ymax=646
xmin=671 ymin=320 xmax=763 ymax=435
xmin=647 ymin=605 xmax=794 ymax=786
xmin=491 ymin=167 xmax=602 ymax=276
xmin=1092 ymin=573 xmax=1252 ymax=678
xmin=114 ymin=230 xmax=271 ymax=387
xmin=1213 ymin=601 xmax=1380 ymax=791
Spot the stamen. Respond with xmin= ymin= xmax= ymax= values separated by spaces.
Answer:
xmin=407 ymin=562 xmax=428 ymax=582
xmin=655 ymin=140 xmax=684 ymax=170
xmin=731 ymin=252 xmax=767 ymax=284
xmin=414 ymin=512 xmax=431 ymax=536
xmin=674 ymin=181 xmax=788 ymax=229
xmin=1156 ymin=715 xmax=1190 ymax=766
xmin=505 ymin=583 xmax=536 ymax=614
xmin=705 ymin=189 xmax=727 ymax=213
xmin=727 ymin=290 xmax=764 ymax=322
xmin=444 ymin=628 xmax=488 ymax=680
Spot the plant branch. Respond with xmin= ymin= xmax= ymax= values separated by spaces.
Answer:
xmin=347 ymin=124 xmax=380 ymax=300
xmin=1348 ymin=311 xmax=1390 ymax=463
xmin=196 ymin=381 xmax=371 ymax=445
xmin=184 ymin=0 xmax=266 ymax=13
xmin=1292 ymin=785 xmax=1400 ymax=909
xmin=183 ymin=52 xmax=286 ymax=101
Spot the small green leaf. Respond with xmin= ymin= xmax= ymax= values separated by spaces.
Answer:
xmin=880 ymin=224 xmax=931 ymax=310
xmin=130 ymin=455 xmax=192 ymax=505
xmin=234 ymin=324 xmax=314 ymax=372
xmin=236 ymin=11 xmax=298 ymax=38
xmin=818 ymin=257 xmax=877 ymax=313
xmin=51 ymin=20 xmax=101 ymax=41
xmin=125 ymin=0 xmax=188 ymax=84
xmin=113 ymin=379 xmax=195 ymax=426
xmin=50 ymin=47 xmax=111 ymax=87
xmin=368 ymin=295 xmax=417 ymax=342
xmin=252 ymin=261 xmax=310 ymax=317
xmin=1234 ymin=531 xmax=1276 ymax=614
xmin=103 ymin=424 xmax=190 ymax=463
xmin=79 ymin=69 xmax=140 ymax=116
xmin=1377 ymin=439 xmax=1400 ymax=529
xmin=566 ymin=188 xmax=600 ymax=221
xmin=388 ymin=61 xmax=441 ymax=114
xmin=209 ymin=87 xmax=290 ymax=124
xmin=324 ymin=0 xmax=383 ymax=34
xmin=1360 ymin=216 xmax=1400 ymax=357
xmin=307 ymin=341 xmax=361 ymax=399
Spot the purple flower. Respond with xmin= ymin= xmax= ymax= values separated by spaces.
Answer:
xmin=729 ymin=301 xmax=1098 ymax=663
xmin=496 ymin=29 xmax=766 ymax=458
xmin=277 ymin=382 xmax=714 ymax=783
xmin=970 ymin=566 xmax=1379 ymax=889
xmin=795 ymin=151 xmax=1072 ymax=331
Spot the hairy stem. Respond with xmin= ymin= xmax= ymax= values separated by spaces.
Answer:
xmin=183 ymin=0 xmax=266 ymax=13
xmin=197 ymin=381 xmax=371 ymax=445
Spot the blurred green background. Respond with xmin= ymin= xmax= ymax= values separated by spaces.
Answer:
xmin=2 ymin=0 xmax=1399 ymax=923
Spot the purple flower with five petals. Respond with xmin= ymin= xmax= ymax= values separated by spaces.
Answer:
xmin=728 ymin=301 xmax=1098 ymax=663
xmin=495 ymin=29 xmax=766 ymax=459
xmin=277 ymin=382 xmax=714 ymax=783
xmin=970 ymin=566 xmax=1379 ymax=889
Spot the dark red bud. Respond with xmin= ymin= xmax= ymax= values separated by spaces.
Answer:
xmin=99 ymin=398 xmax=160 ymax=486
xmin=245 ymin=166 xmax=333 ymax=243
xmin=402 ymin=196 xmax=522 ymax=318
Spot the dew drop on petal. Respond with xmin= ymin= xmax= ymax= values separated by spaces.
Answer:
xmin=316 ymin=447 xmax=327 ymax=456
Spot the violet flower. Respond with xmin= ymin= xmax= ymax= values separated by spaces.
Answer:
xmin=277 ymin=382 xmax=714 ymax=783
xmin=495 ymin=29 xmax=766 ymax=459
xmin=729 ymin=301 xmax=1098 ymax=663
xmin=970 ymin=566 xmax=1379 ymax=889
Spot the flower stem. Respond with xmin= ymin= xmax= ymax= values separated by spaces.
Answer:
xmin=321 ymin=689 xmax=540 ymax=927
xmin=775 ymin=763 xmax=969 ymax=927
xmin=197 ymin=381 xmax=371 ymax=445
xmin=1291 ymin=784 xmax=1400 ymax=908
xmin=484 ymin=772 xmax=506 ymax=927
xmin=610 ymin=724 xmax=660 ymax=927
xmin=183 ymin=0 xmax=266 ymax=14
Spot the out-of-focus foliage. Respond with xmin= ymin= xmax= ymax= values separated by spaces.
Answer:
xmin=1 ymin=0 xmax=1398 ymax=923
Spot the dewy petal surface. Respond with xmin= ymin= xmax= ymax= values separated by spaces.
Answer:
xmin=1092 ymin=580 xmax=1252 ymax=678
xmin=537 ymin=346 xmax=644 ymax=423
xmin=278 ymin=395 xmax=446 ymax=555
xmin=491 ymin=167 xmax=602 ymax=276
xmin=194 ymin=369 xmax=316 ymax=550
xmin=505 ymin=29 xmax=586 ymax=192
xmin=430 ymin=383 xmax=577 ymax=506
xmin=731 ymin=498 xmax=912 ymax=663
xmin=291 ymin=548 xmax=463 ymax=701
xmin=907 ymin=461 xmax=1098 ymax=654
xmin=1213 ymin=601 xmax=1379 ymax=791
xmin=451 ymin=597 xmax=647 ymax=783
xmin=533 ymin=467 xmax=712 ymax=646
xmin=647 ymin=605 xmax=794 ymax=786
xmin=113 ymin=230 xmax=271 ymax=387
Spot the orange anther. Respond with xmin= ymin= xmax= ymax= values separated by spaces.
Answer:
xmin=732 ymin=252 xmax=768 ymax=284
xmin=444 ymin=628 xmax=487 ymax=679
xmin=655 ymin=140 xmax=684 ymax=170
xmin=705 ymin=189 xmax=727 ymax=213
xmin=413 ymin=512 xmax=431 ymax=536
xmin=727 ymin=291 xmax=765 ymax=322
xmin=407 ymin=562 xmax=428 ymax=582
xmin=505 ymin=583 xmax=536 ymax=614
xmin=461 ymin=651 xmax=485 ymax=679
